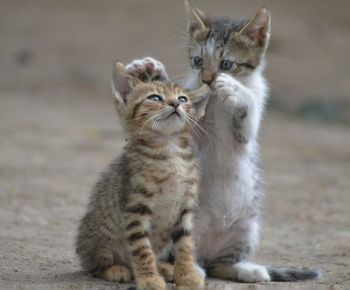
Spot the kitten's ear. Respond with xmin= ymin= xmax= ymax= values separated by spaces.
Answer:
xmin=111 ymin=61 xmax=141 ymax=116
xmin=238 ymin=8 xmax=271 ymax=48
xmin=190 ymin=84 xmax=211 ymax=118
xmin=185 ymin=0 xmax=210 ymax=37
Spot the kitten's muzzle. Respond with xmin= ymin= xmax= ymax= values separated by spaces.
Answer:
xmin=168 ymin=101 xmax=179 ymax=109
xmin=201 ymin=71 xmax=216 ymax=86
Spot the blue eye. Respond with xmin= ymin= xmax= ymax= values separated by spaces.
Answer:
xmin=220 ymin=59 xmax=234 ymax=70
xmin=147 ymin=94 xmax=163 ymax=102
xmin=178 ymin=96 xmax=188 ymax=103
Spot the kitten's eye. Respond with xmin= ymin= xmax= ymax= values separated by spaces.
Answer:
xmin=147 ymin=94 xmax=163 ymax=102
xmin=192 ymin=56 xmax=203 ymax=68
xmin=220 ymin=60 xmax=234 ymax=70
xmin=178 ymin=96 xmax=188 ymax=103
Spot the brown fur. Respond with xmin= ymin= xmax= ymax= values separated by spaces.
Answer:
xmin=75 ymin=62 xmax=209 ymax=290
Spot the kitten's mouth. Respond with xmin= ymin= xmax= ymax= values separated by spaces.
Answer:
xmin=166 ymin=110 xmax=181 ymax=119
xmin=172 ymin=111 xmax=181 ymax=117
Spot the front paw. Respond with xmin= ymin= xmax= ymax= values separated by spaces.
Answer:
xmin=175 ymin=270 xmax=205 ymax=290
xmin=136 ymin=274 xmax=167 ymax=290
xmin=216 ymin=73 xmax=250 ymax=117
xmin=216 ymin=73 xmax=239 ymax=104
xmin=126 ymin=57 xmax=169 ymax=82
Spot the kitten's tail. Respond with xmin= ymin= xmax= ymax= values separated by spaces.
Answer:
xmin=267 ymin=267 xmax=321 ymax=282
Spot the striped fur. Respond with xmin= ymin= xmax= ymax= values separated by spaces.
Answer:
xmin=75 ymin=63 xmax=208 ymax=290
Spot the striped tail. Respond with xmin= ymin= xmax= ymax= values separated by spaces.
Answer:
xmin=268 ymin=267 xmax=321 ymax=282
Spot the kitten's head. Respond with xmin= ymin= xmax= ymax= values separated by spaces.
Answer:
xmin=185 ymin=0 xmax=270 ymax=86
xmin=112 ymin=62 xmax=210 ymax=137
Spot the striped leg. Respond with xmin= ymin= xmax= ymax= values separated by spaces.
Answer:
xmin=124 ymin=203 xmax=166 ymax=290
xmin=172 ymin=207 xmax=204 ymax=290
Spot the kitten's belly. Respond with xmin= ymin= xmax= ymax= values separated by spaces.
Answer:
xmin=194 ymin=209 xmax=238 ymax=263
xmin=195 ymin=151 xmax=259 ymax=264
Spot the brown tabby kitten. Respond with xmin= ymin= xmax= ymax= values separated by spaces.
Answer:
xmin=75 ymin=62 xmax=210 ymax=290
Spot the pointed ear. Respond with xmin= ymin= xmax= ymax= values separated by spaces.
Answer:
xmin=189 ymin=84 xmax=211 ymax=118
xmin=185 ymin=0 xmax=210 ymax=37
xmin=111 ymin=61 xmax=141 ymax=116
xmin=238 ymin=8 xmax=271 ymax=48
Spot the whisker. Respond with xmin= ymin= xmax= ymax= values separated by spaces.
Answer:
xmin=185 ymin=114 xmax=217 ymax=147
xmin=138 ymin=111 xmax=164 ymax=136
xmin=169 ymin=30 xmax=201 ymax=49
xmin=132 ymin=110 xmax=163 ymax=121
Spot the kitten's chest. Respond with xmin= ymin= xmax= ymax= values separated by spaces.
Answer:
xmin=154 ymin=158 xmax=187 ymax=216
xmin=150 ymin=169 xmax=183 ymax=250
xmin=151 ymin=156 xmax=192 ymax=231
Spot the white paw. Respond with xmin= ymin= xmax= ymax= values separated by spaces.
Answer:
xmin=216 ymin=73 xmax=237 ymax=102
xmin=195 ymin=263 xmax=206 ymax=280
xmin=126 ymin=57 xmax=168 ymax=82
xmin=234 ymin=262 xmax=271 ymax=283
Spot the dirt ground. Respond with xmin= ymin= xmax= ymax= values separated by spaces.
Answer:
xmin=0 ymin=1 xmax=349 ymax=289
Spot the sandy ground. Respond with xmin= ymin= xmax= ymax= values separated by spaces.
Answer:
xmin=1 ymin=0 xmax=350 ymax=289
xmin=1 ymin=91 xmax=349 ymax=290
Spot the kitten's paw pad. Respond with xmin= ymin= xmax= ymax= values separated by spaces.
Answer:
xmin=158 ymin=262 xmax=175 ymax=282
xmin=235 ymin=263 xmax=270 ymax=283
xmin=99 ymin=265 xmax=132 ymax=283
xmin=126 ymin=57 xmax=168 ymax=82
xmin=137 ymin=275 xmax=167 ymax=290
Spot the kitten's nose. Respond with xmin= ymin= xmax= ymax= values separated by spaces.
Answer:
xmin=201 ymin=72 xmax=215 ymax=86
xmin=202 ymin=79 xmax=212 ymax=85
xmin=169 ymin=101 xmax=179 ymax=109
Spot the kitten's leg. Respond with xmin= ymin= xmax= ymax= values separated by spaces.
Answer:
xmin=126 ymin=57 xmax=169 ymax=82
xmin=172 ymin=205 xmax=205 ymax=289
xmin=216 ymin=73 xmax=260 ymax=144
xmin=124 ymin=203 xmax=166 ymax=290
xmin=207 ymin=245 xmax=270 ymax=283
xmin=158 ymin=261 xmax=174 ymax=282
xmin=206 ymin=218 xmax=270 ymax=283
xmin=98 ymin=264 xmax=132 ymax=283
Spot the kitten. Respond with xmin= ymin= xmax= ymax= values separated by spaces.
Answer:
xmin=75 ymin=61 xmax=209 ymax=290
xmin=125 ymin=0 xmax=320 ymax=283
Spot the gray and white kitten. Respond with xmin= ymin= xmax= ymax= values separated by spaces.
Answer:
xmin=126 ymin=0 xmax=320 ymax=283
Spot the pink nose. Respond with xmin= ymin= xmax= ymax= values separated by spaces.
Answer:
xmin=202 ymin=71 xmax=215 ymax=85
xmin=169 ymin=102 xmax=179 ymax=109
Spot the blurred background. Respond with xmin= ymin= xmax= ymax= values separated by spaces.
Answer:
xmin=1 ymin=0 xmax=349 ymax=289
xmin=1 ymin=0 xmax=350 ymax=121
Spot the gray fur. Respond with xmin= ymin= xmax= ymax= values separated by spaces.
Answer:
xmin=76 ymin=155 xmax=132 ymax=274
xmin=183 ymin=2 xmax=320 ymax=283
xmin=232 ymin=105 xmax=249 ymax=144
xmin=268 ymin=267 xmax=321 ymax=282
xmin=205 ymin=17 xmax=248 ymax=44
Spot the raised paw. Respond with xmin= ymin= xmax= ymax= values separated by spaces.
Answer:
xmin=126 ymin=57 xmax=169 ymax=82
xmin=98 ymin=265 xmax=132 ymax=283
xmin=175 ymin=270 xmax=205 ymax=290
xmin=136 ymin=274 xmax=167 ymax=290
xmin=216 ymin=73 xmax=239 ymax=104
xmin=158 ymin=262 xmax=174 ymax=282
